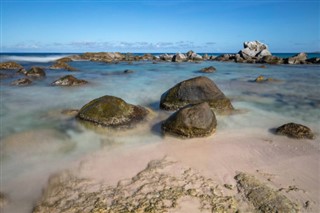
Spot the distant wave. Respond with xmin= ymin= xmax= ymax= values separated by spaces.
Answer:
xmin=0 ymin=55 xmax=71 ymax=63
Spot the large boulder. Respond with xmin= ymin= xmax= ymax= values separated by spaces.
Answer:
xmin=285 ymin=53 xmax=307 ymax=64
xmin=275 ymin=123 xmax=314 ymax=139
xmin=239 ymin=41 xmax=271 ymax=59
xmin=162 ymin=102 xmax=217 ymax=138
xmin=76 ymin=95 xmax=148 ymax=128
xmin=51 ymin=75 xmax=88 ymax=86
xmin=172 ymin=53 xmax=187 ymax=62
xmin=26 ymin=67 xmax=46 ymax=78
xmin=0 ymin=61 xmax=23 ymax=70
xmin=160 ymin=76 xmax=234 ymax=113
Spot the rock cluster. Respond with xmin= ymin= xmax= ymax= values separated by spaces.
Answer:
xmin=51 ymin=75 xmax=88 ymax=86
xmin=0 ymin=61 xmax=23 ymax=70
xmin=200 ymin=66 xmax=216 ymax=73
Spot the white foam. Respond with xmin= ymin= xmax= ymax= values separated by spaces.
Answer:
xmin=0 ymin=55 xmax=70 ymax=63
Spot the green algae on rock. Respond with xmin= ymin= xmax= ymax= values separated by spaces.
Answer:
xmin=275 ymin=122 xmax=314 ymax=139
xmin=162 ymin=102 xmax=217 ymax=138
xmin=26 ymin=67 xmax=46 ymax=78
xmin=235 ymin=172 xmax=300 ymax=213
xmin=76 ymin=95 xmax=148 ymax=128
xmin=160 ymin=76 xmax=234 ymax=113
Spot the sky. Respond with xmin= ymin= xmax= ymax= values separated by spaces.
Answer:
xmin=1 ymin=0 xmax=319 ymax=53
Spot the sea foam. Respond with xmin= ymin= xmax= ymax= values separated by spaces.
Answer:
xmin=0 ymin=55 xmax=70 ymax=63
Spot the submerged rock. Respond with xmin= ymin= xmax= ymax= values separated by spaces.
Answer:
xmin=235 ymin=172 xmax=299 ymax=213
xmin=160 ymin=76 xmax=234 ymax=113
xmin=200 ymin=66 xmax=216 ymax=73
xmin=275 ymin=122 xmax=314 ymax=139
xmin=0 ymin=61 xmax=23 ymax=70
xmin=162 ymin=102 xmax=217 ymax=138
xmin=50 ymin=62 xmax=77 ymax=71
xmin=253 ymin=75 xmax=280 ymax=83
xmin=11 ymin=78 xmax=32 ymax=86
xmin=123 ymin=69 xmax=134 ymax=74
xmin=51 ymin=75 xmax=88 ymax=86
xmin=76 ymin=95 xmax=148 ymax=128
xmin=26 ymin=67 xmax=46 ymax=78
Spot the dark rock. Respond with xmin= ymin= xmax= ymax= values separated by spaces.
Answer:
xmin=275 ymin=122 xmax=314 ymax=139
xmin=56 ymin=57 xmax=73 ymax=63
xmin=306 ymin=57 xmax=320 ymax=64
xmin=123 ymin=69 xmax=134 ymax=74
xmin=285 ymin=53 xmax=307 ymax=64
xmin=214 ymin=54 xmax=235 ymax=62
xmin=186 ymin=50 xmax=194 ymax=58
xmin=162 ymin=102 xmax=217 ymax=138
xmin=76 ymin=95 xmax=148 ymax=128
xmin=50 ymin=62 xmax=77 ymax=71
xmin=160 ymin=76 xmax=234 ymax=113
xmin=200 ymin=66 xmax=216 ymax=73
xmin=51 ymin=75 xmax=88 ymax=86
xmin=0 ymin=61 xmax=23 ymax=70
xmin=26 ymin=67 xmax=46 ymax=78
xmin=11 ymin=78 xmax=32 ymax=86
xmin=159 ymin=54 xmax=174 ymax=61
xmin=258 ymin=55 xmax=284 ymax=64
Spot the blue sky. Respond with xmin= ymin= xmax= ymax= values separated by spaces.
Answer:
xmin=1 ymin=0 xmax=319 ymax=53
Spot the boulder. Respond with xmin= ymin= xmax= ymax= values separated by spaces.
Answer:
xmin=11 ymin=78 xmax=32 ymax=86
xmin=172 ymin=53 xmax=187 ymax=62
xmin=0 ymin=61 xmax=23 ymax=70
xmin=162 ymin=102 xmax=217 ymax=138
xmin=76 ymin=95 xmax=148 ymax=128
xmin=50 ymin=62 xmax=77 ymax=71
xmin=160 ymin=76 xmax=234 ymax=113
xmin=26 ymin=67 xmax=46 ymax=78
xmin=200 ymin=66 xmax=216 ymax=73
xmin=258 ymin=55 xmax=284 ymax=64
xmin=56 ymin=57 xmax=72 ymax=63
xmin=239 ymin=41 xmax=271 ymax=59
xmin=186 ymin=50 xmax=194 ymax=58
xmin=159 ymin=54 xmax=174 ymax=61
xmin=285 ymin=53 xmax=307 ymax=64
xmin=142 ymin=53 xmax=155 ymax=60
xmin=214 ymin=54 xmax=235 ymax=62
xmin=275 ymin=122 xmax=314 ymax=139
xmin=0 ymin=192 xmax=9 ymax=208
xmin=51 ymin=75 xmax=88 ymax=86
xmin=202 ymin=53 xmax=209 ymax=60
xmin=306 ymin=57 xmax=320 ymax=64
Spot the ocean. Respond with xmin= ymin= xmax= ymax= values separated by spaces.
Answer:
xmin=1 ymin=53 xmax=320 ymax=212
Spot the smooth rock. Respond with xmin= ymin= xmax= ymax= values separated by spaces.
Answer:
xmin=11 ymin=78 xmax=32 ymax=86
xmin=172 ymin=53 xmax=187 ymax=62
xmin=0 ymin=61 xmax=23 ymax=70
xmin=275 ymin=122 xmax=314 ymax=139
xmin=200 ymin=66 xmax=216 ymax=73
xmin=160 ymin=76 xmax=234 ymax=112
xmin=26 ymin=67 xmax=46 ymax=78
xmin=285 ymin=53 xmax=307 ymax=64
xmin=162 ymin=102 xmax=217 ymax=138
xmin=77 ymin=95 xmax=148 ymax=128
xmin=51 ymin=75 xmax=88 ymax=86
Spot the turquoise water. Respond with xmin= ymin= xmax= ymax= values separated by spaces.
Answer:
xmin=1 ymin=54 xmax=320 ymax=212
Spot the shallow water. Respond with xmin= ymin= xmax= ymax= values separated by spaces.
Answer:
xmin=1 ymin=54 xmax=320 ymax=212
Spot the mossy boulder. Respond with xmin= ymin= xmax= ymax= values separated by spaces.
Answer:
xmin=275 ymin=122 xmax=314 ymax=139
xmin=11 ymin=78 xmax=32 ymax=86
xmin=200 ymin=66 xmax=216 ymax=73
xmin=0 ymin=61 xmax=23 ymax=70
xmin=26 ymin=67 xmax=46 ymax=78
xmin=51 ymin=75 xmax=87 ymax=86
xmin=76 ymin=95 xmax=148 ymax=128
xmin=160 ymin=76 xmax=234 ymax=113
xmin=162 ymin=102 xmax=217 ymax=138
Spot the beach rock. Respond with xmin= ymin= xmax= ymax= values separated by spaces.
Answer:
xmin=0 ymin=61 xmax=23 ymax=70
xmin=26 ymin=67 xmax=46 ymax=78
xmin=51 ymin=75 xmax=88 ymax=86
xmin=235 ymin=172 xmax=299 ymax=213
xmin=258 ymin=55 xmax=284 ymax=64
xmin=239 ymin=41 xmax=271 ymax=59
xmin=160 ymin=76 xmax=234 ymax=113
xmin=123 ymin=69 xmax=134 ymax=74
xmin=56 ymin=57 xmax=72 ymax=63
xmin=17 ymin=68 xmax=27 ymax=74
xmin=50 ymin=62 xmax=77 ymax=71
xmin=172 ymin=53 xmax=187 ymax=62
xmin=306 ymin=57 xmax=320 ymax=64
xmin=214 ymin=54 xmax=235 ymax=62
xmin=285 ymin=53 xmax=307 ymax=64
xmin=142 ymin=53 xmax=155 ymax=60
xmin=0 ymin=192 xmax=9 ymax=208
xmin=202 ymin=53 xmax=209 ymax=60
xmin=162 ymin=102 xmax=217 ymax=138
xmin=11 ymin=78 xmax=32 ymax=86
xmin=275 ymin=122 xmax=314 ymax=139
xmin=80 ymin=52 xmax=125 ymax=62
xmin=200 ymin=66 xmax=216 ymax=73
xmin=76 ymin=95 xmax=148 ymax=128
xmin=186 ymin=50 xmax=194 ymax=58
xmin=235 ymin=54 xmax=244 ymax=63
xmin=159 ymin=54 xmax=173 ymax=61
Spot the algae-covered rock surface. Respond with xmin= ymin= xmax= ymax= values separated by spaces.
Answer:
xmin=0 ymin=61 xmax=23 ymax=70
xmin=275 ymin=122 xmax=314 ymax=139
xmin=160 ymin=76 xmax=234 ymax=113
xmin=51 ymin=75 xmax=88 ymax=86
xmin=162 ymin=102 xmax=217 ymax=138
xmin=33 ymin=158 xmax=238 ymax=213
xmin=77 ymin=95 xmax=148 ymax=128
